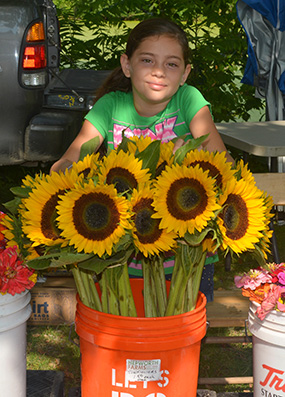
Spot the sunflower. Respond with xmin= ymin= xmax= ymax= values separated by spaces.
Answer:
xmin=235 ymin=159 xmax=256 ymax=184
xmin=127 ymin=136 xmax=174 ymax=176
xmin=127 ymin=135 xmax=153 ymax=154
xmin=202 ymin=235 xmax=217 ymax=253
xmin=156 ymin=140 xmax=175 ymax=176
xmin=182 ymin=149 xmax=235 ymax=191
xmin=98 ymin=149 xmax=150 ymax=194
xmin=70 ymin=152 xmax=101 ymax=180
xmin=21 ymin=170 xmax=79 ymax=247
xmin=254 ymin=190 xmax=274 ymax=259
xmin=130 ymin=184 xmax=177 ymax=257
xmin=0 ymin=214 xmax=18 ymax=247
xmin=21 ymin=172 xmax=45 ymax=189
xmin=218 ymin=177 xmax=267 ymax=254
xmin=56 ymin=180 xmax=132 ymax=257
xmin=152 ymin=163 xmax=221 ymax=237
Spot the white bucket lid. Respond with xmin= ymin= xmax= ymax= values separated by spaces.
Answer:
xmin=0 ymin=290 xmax=32 ymax=332
xmin=248 ymin=301 xmax=285 ymax=346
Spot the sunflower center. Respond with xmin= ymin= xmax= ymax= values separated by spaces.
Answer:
xmin=85 ymin=203 xmax=109 ymax=229
xmin=167 ymin=177 xmax=207 ymax=220
xmin=133 ymin=198 xmax=162 ymax=244
xmin=222 ymin=193 xmax=249 ymax=240
xmin=107 ymin=167 xmax=137 ymax=193
xmin=73 ymin=192 xmax=120 ymax=241
xmin=41 ymin=191 xmax=64 ymax=240
xmin=191 ymin=161 xmax=222 ymax=188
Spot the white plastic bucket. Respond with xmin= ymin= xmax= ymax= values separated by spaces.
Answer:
xmin=248 ymin=301 xmax=285 ymax=396
xmin=0 ymin=290 xmax=32 ymax=397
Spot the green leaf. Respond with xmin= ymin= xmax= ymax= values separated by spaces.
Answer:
xmin=183 ymin=228 xmax=212 ymax=246
xmin=79 ymin=136 xmax=101 ymax=161
xmin=136 ymin=140 xmax=161 ymax=177
xmin=27 ymin=250 xmax=92 ymax=269
xmin=174 ymin=135 xmax=208 ymax=165
xmin=179 ymin=243 xmax=204 ymax=276
xmin=78 ymin=248 xmax=133 ymax=274
xmin=10 ymin=185 xmax=32 ymax=198
xmin=3 ymin=198 xmax=22 ymax=215
xmin=116 ymin=134 xmax=132 ymax=152
xmin=112 ymin=232 xmax=133 ymax=253
xmin=27 ymin=257 xmax=53 ymax=270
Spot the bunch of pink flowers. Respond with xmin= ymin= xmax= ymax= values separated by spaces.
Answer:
xmin=235 ymin=263 xmax=285 ymax=320
xmin=0 ymin=212 xmax=37 ymax=296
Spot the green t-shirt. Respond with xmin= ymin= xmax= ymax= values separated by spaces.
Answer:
xmin=85 ymin=84 xmax=218 ymax=276
xmin=85 ymin=84 xmax=210 ymax=148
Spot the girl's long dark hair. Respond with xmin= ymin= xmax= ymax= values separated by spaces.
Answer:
xmin=94 ymin=18 xmax=190 ymax=103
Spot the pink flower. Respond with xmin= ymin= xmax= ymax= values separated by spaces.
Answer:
xmin=256 ymin=284 xmax=280 ymax=320
xmin=277 ymin=288 xmax=285 ymax=312
xmin=234 ymin=269 xmax=272 ymax=290
xmin=0 ymin=246 xmax=36 ymax=296
xmin=277 ymin=271 xmax=285 ymax=286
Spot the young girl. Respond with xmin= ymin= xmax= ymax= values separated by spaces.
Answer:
xmin=51 ymin=18 xmax=233 ymax=300
xmin=51 ymin=18 xmax=233 ymax=173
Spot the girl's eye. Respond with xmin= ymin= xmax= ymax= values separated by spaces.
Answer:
xmin=168 ymin=62 xmax=178 ymax=68
xmin=142 ymin=59 xmax=152 ymax=63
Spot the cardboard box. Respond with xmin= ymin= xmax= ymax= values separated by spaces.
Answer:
xmin=28 ymin=277 xmax=77 ymax=325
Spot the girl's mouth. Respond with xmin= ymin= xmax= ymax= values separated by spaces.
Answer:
xmin=147 ymin=82 xmax=167 ymax=90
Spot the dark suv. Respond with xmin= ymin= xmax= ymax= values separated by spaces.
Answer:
xmin=0 ymin=0 xmax=109 ymax=165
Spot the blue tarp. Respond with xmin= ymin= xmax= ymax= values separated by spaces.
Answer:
xmin=240 ymin=0 xmax=285 ymax=31
xmin=236 ymin=0 xmax=285 ymax=120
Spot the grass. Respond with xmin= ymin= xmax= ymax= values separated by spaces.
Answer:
xmin=26 ymin=325 xmax=81 ymax=393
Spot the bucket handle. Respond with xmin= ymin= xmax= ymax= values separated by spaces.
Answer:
xmin=69 ymin=322 xmax=80 ymax=348
xmin=244 ymin=319 xmax=252 ymax=343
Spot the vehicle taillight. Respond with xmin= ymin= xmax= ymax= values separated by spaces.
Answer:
xmin=23 ymin=46 xmax=47 ymax=69
xmin=20 ymin=21 xmax=47 ymax=87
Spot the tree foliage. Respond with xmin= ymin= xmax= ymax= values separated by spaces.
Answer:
xmin=54 ymin=0 xmax=264 ymax=122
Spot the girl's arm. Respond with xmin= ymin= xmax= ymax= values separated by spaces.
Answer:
xmin=50 ymin=120 xmax=104 ymax=173
xmin=189 ymin=106 xmax=234 ymax=164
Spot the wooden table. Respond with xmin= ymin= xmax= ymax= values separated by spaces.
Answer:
xmin=206 ymin=289 xmax=250 ymax=328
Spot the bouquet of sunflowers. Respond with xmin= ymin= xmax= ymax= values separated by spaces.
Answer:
xmin=1 ymin=135 xmax=274 ymax=317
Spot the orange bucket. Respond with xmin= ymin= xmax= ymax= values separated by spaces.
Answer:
xmin=75 ymin=278 xmax=207 ymax=397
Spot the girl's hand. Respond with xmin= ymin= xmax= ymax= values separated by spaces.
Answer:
xmin=172 ymin=138 xmax=185 ymax=154
xmin=50 ymin=159 xmax=73 ymax=174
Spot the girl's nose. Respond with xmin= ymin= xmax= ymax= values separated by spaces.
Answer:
xmin=151 ymin=63 xmax=165 ymax=77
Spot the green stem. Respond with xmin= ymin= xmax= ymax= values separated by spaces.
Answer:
xmin=105 ymin=268 xmax=121 ymax=315
xmin=165 ymin=264 xmax=188 ymax=316
xmin=107 ymin=285 xmax=120 ymax=315
xmin=142 ymin=257 xmax=158 ymax=317
xmin=100 ymin=271 xmax=109 ymax=313
xmin=183 ymin=250 xmax=207 ymax=312
xmin=72 ymin=267 xmax=102 ymax=311
xmin=71 ymin=267 xmax=89 ymax=307
xmin=86 ymin=272 xmax=102 ymax=312
xmin=152 ymin=256 xmax=167 ymax=316
xmin=118 ymin=262 xmax=137 ymax=317
xmin=81 ymin=270 xmax=92 ymax=304
xmin=191 ymin=250 xmax=207 ymax=308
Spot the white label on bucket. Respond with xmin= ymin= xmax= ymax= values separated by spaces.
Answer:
xmin=126 ymin=359 xmax=161 ymax=382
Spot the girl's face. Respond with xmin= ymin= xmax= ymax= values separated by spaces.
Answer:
xmin=120 ymin=34 xmax=191 ymax=117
